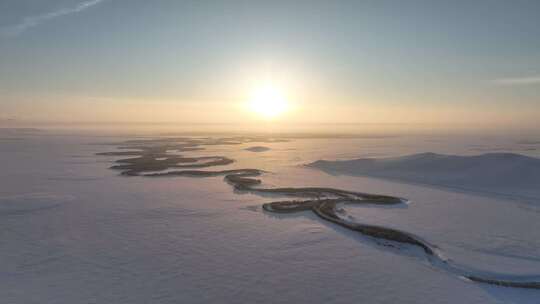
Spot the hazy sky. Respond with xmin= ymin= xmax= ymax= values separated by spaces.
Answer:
xmin=1 ymin=0 xmax=539 ymax=128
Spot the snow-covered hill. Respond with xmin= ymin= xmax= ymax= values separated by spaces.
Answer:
xmin=309 ymin=152 xmax=540 ymax=201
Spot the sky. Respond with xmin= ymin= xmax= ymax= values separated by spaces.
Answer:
xmin=0 ymin=0 xmax=539 ymax=130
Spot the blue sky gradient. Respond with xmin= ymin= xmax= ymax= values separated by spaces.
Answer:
xmin=1 ymin=0 xmax=539 ymax=127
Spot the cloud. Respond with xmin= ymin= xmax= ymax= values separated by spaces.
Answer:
xmin=0 ymin=0 xmax=106 ymax=36
xmin=492 ymin=76 xmax=540 ymax=86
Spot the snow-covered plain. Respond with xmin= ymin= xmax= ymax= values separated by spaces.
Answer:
xmin=1 ymin=130 xmax=540 ymax=303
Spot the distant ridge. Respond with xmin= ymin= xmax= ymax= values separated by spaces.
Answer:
xmin=0 ymin=128 xmax=41 ymax=134
xmin=308 ymin=153 xmax=540 ymax=201
xmin=245 ymin=146 xmax=271 ymax=152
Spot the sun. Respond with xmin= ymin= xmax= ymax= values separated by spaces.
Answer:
xmin=248 ymin=84 xmax=289 ymax=119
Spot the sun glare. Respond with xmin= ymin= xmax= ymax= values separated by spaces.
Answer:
xmin=248 ymin=84 xmax=289 ymax=119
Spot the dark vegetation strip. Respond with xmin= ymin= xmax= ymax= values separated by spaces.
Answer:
xmin=98 ymin=136 xmax=540 ymax=289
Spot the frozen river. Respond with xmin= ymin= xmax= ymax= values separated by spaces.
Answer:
xmin=1 ymin=130 xmax=540 ymax=303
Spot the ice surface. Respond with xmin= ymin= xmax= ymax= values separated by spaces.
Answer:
xmin=1 ymin=131 xmax=539 ymax=303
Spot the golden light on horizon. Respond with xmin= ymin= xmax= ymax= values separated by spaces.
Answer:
xmin=247 ymin=83 xmax=289 ymax=119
